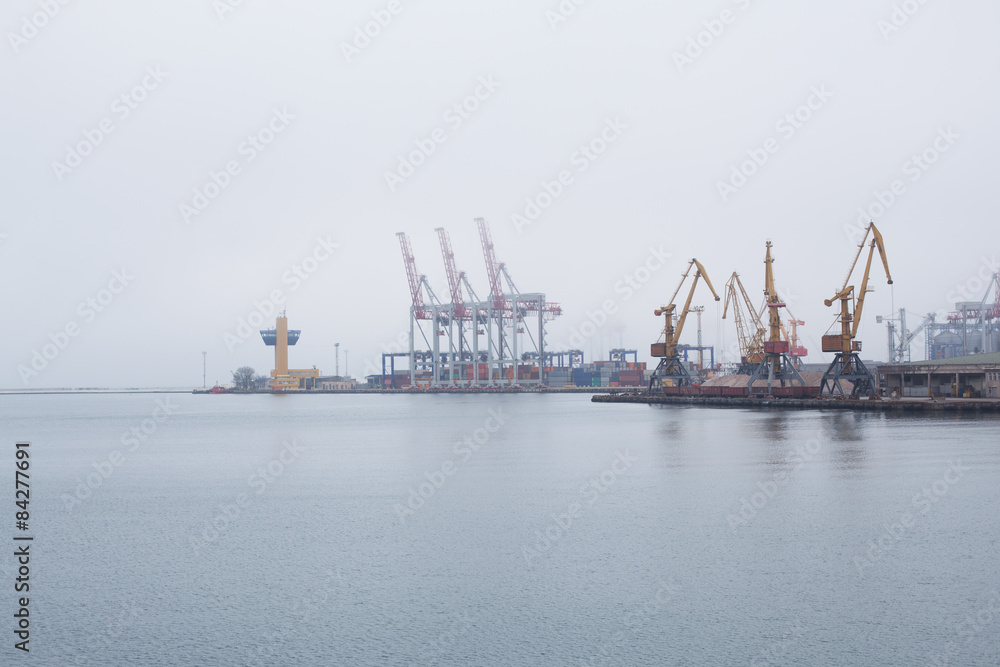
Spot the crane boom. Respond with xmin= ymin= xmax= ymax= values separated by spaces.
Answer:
xmin=722 ymin=272 xmax=765 ymax=366
xmin=435 ymin=227 xmax=467 ymax=319
xmin=397 ymin=232 xmax=428 ymax=320
xmin=904 ymin=313 xmax=934 ymax=346
xmin=823 ymin=222 xmax=892 ymax=352
xmin=763 ymin=241 xmax=785 ymax=343
xmin=675 ymin=259 xmax=721 ymax=345
xmin=851 ymin=225 xmax=892 ymax=339
xmin=655 ymin=258 xmax=720 ymax=356
xmin=476 ymin=217 xmax=505 ymax=311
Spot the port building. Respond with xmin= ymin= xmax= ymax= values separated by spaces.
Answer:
xmin=878 ymin=352 xmax=1000 ymax=398
xmin=259 ymin=313 xmax=319 ymax=391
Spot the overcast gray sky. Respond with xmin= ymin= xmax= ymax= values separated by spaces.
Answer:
xmin=2 ymin=0 xmax=998 ymax=388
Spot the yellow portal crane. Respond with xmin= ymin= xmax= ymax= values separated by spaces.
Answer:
xmin=820 ymin=222 xmax=892 ymax=396
xmin=746 ymin=241 xmax=805 ymax=393
xmin=649 ymin=259 xmax=720 ymax=391
xmin=722 ymin=272 xmax=764 ymax=372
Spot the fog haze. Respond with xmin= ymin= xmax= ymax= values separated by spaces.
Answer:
xmin=2 ymin=1 xmax=997 ymax=388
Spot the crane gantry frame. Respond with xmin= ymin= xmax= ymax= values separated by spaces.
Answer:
xmin=397 ymin=219 xmax=561 ymax=388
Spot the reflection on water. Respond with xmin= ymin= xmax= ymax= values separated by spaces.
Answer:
xmin=0 ymin=393 xmax=997 ymax=666
xmin=761 ymin=412 xmax=791 ymax=442
xmin=822 ymin=411 xmax=874 ymax=442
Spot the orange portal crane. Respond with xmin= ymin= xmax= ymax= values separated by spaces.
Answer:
xmin=779 ymin=314 xmax=807 ymax=369
xmin=820 ymin=222 xmax=892 ymax=396
xmin=722 ymin=272 xmax=765 ymax=374
xmin=648 ymin=258 xmax=720 ymax=392
xmin=746 ymin=241 xmax=805 ymax=393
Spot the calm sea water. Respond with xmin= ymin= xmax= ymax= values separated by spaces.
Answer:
xmin=1 ymin=393 xmax=998 ymax=666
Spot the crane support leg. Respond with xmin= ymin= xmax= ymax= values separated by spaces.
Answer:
xmin=647 ymin=356 xmax=693 ymax=393
xmin=820 ymin=353 xmax=877 ymax=397
xmin=747 ymin=352 xmax=805 ymax=394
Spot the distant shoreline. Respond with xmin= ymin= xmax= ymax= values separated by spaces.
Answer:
xmin=593 ymin=393 xmax=1000 ymax=412
xmin=0 ymin=388 xmax=196 ymax=395
xmin=0 ymin=387 xmax=610 ymax=396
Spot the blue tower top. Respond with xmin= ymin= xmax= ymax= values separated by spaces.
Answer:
xmin=260 ymin=330 xmax=301 ymax=346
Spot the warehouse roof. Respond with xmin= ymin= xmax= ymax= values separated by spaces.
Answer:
xmin=880 ymin=352 xmax=1000 ymax=369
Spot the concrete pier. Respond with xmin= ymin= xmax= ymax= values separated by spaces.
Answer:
xmin=592 ymin=392 xmax=1000 ymax=413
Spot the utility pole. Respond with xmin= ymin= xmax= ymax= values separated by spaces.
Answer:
xmin=335 ymin=342 xmax=340 ymax=378
xmin=692 ymin=306 xmax=705 ymax=370
xmin=202 ymin=351 xmax=207 ymax=388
